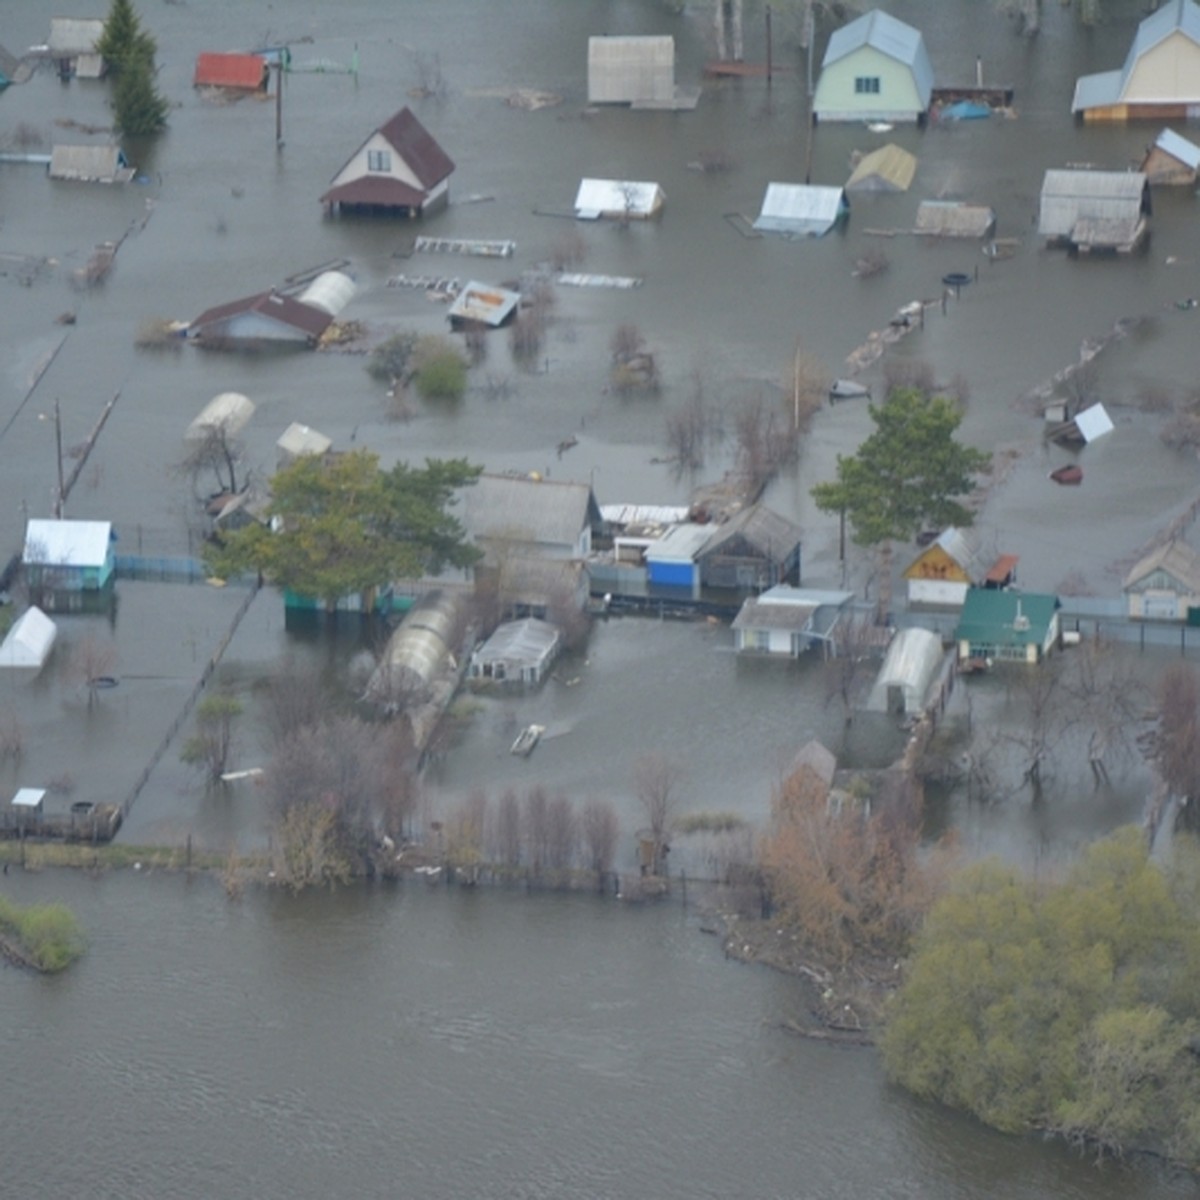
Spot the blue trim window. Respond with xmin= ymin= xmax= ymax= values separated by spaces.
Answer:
xmin=367 ymin=149 xmax=391 ymax=172
xmin=854 ymin=76 xmax=881 ymax=95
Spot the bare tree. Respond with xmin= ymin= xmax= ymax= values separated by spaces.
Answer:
xmin=664 ymin=370 xmax=711 ymax=476
xmin=549 ymin=230 xmax=587 ymax=272
xmin=999 ymin=655 xmax=1074 ymax=803
xmin=610 ymin=323 xmax=659 ymax=395
xmin=634 ymin=753 xmax=683 ymax=874
xmin=180 ymin=692 xmax=243 ymax=784
xmin=581 ymin=797 xmax=619 ymax=885
xmin=493 ymin=787 xmax=523 ymax=867
xmin=258 ymin=659 xmax=332 ymax=750
xmin=544 ymin=793 xmax=578 ymax=871
xmin=734 ymin=392 xmax=798 ymax=498
xmin=176 ymin=423 xmax=247 ymax=498
xmin=525 ymin=785 xmax=550 ymax=873
xmin=824 ymin=611 xmax=884 ymax=727
xmin=445 ymin=790 xmax=488 ymax=881
xmin=67 ymin=635 xmax=117 ymax=707
xmin=1062 ymin=637 xmax=1147 ymax=785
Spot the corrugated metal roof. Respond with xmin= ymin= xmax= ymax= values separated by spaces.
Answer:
xmin=574 ymin=178 xmax=664 ymax=218
xmin=601 ymin=504 xmax=690 ymax=527
xmin=821 ymin=9 xmax=934 ymax=107
xmin=588 ymin=35 xmax=675 ymax=104
xmin=1153 ymin=127 xmax=1200 ymax=170
xmin=845 ymin=144 xmax=916 ymax=192
xmin=645 ymin=522 xmax=712 ymax=564
xmin=1124 ymin=540 xmax=1200 ymax=593
xmin=190 ymin=290 xmax=334 ymax=341
xmin=47 ymin=18 xmax=103 ymax=55
xmin=1038 ymin=170 xmax=1148 ymax=239
xmin=788 ymin=740 xmax=837 ymax=787
xmin=866 ymin=627 xmax=944 ymax=714
xmin=0 ymin=607 xmax=57 ymax=670
xmin=472 ymin=617 xmax=560 ymax=668
xmin=23 ymin=518 xmax=111 ymax=568
xmin=10 ymin=788 xmax=46 ymax=809
xmin=276 ymin=422 xmax=331 ymax=458
xmin=194 ymin=52 xmax=268 ymax=90
xmin=448 ymin=281 xmax=520 ymax=327
xmin=934 ymin=527 xmax=983 ymax=577
xmin=754 ymin=184 xmax=847 ymax=236
xmin=465 ymin=474 xmax=597 ymax=550
xmin=731 ymin=586 xmax=852 ymax=631
xmin=49 ymin=144 xmax=133 ymax=183
xmin=914 ymin=200 xmax=995 ymax=238
xmin=699 ymin=504 xmax=803 ymax=561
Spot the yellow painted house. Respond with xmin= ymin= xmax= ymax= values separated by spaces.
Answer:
xmin=1073 ymin=0 xmax=1200 ymax=122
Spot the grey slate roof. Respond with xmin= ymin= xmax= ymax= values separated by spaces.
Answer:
xmin=464 ymin=474 xmax=598 ymax=551
xmin=1038 ymin=170 xmax=1149 ymax=240
xmin=699 ymin=504 xmax=802 ymax=562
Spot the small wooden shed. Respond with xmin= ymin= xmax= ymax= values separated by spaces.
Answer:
xmin=1140 ymin=128 xmax=1200 ymax=185
xmin=845 ymin=144 xmax=916 ymax=192
xmin=587 ymin=36 xmax=675 ymax=105
xmin=574 ymin=178 xmax=665 ymax=220
xmin=1038 ymin=170 xmax=1151 ymax=253
xmin=49 ymin=144 xmax=134 ymax=184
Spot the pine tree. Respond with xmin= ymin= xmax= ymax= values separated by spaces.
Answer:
xmin=112 ymin=55 xmax=169 ymax=136
xmin=96 ymin=0 xmax=157 ymax=78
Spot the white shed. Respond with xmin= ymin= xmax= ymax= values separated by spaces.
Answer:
xmin=574 ymin=178 xmax=665 ymax=220
xmin=754 ymin=184 xmax=848 ymax=237
xmin=296 ymin=270 xmax=356 ymax=317
xmin=866 ymin=627 xmax=945 ymax=715
xmin=10 ymin=788 xmax=46 ymax=812
xmin=0 ymin=607 xmax=57 ymax=673
xmin=588 ymin=36 xmax=675 ymax=105
xmin=276 ymin=422 xmax=332 ymax=469
xmin=186 ymin=393 xmax=256 ymax=441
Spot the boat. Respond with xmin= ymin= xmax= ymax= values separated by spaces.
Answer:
xmin=829 ymin=379 xmax=870 ymax=403
xmin=510 ymin=724 xmax=545 ymax=757
xmin=1049 ymin=464 xmax=1083 ymax=486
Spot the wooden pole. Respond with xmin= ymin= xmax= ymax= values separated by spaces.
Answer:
xmin=53 ymin=399 xmax=64 ymax=518
xmin=274 ymin=61 xmax=283 ymax=148
xmin=765 ymin=6 xmax=772 ymax=91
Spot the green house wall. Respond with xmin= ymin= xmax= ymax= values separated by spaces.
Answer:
xmin=813 ymin=47 xmax=923 ymax=121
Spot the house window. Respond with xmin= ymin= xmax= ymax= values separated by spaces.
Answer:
xmin=854 ymin=76 xmax=881 ymax=95
xmin=367 ymin=149 xmax=391 ymax=172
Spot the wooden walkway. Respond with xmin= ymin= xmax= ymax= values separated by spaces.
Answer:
xmin=413 ymin=236 xmax=516 ymax=259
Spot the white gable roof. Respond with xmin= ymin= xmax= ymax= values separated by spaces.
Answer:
xmin=1155 ymin=127 xmax=1200 ymax=169
xmin=754 ymin=184 xmax=846 ymax=236
xmin=23 ymin=519 xmax=112 ymax=568
xmin=0 ymin=607 xmax=57 ymax=670
xmin=574 ymin=178 xmax=663 ymax=218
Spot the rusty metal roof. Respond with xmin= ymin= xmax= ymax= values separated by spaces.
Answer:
xmin=190 ymin=290 xmax=333 ymax=340
xmin=194 ymin=52 xmax=268 ymax=90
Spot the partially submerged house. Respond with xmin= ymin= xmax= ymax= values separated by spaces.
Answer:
xmin=469 ymin=617 xmax=561 ymax=686
xmin=812 ymin=9 xmax=933 ymax=124
xmin=904 ymin=527 xmax=985 ymax=608
xmin=188 ymin=290 xmax=334 ymax=348
xmin=644 ymin=523 xmax=714 ymax=599
xmin=0 ymin=606 xmax=57 ymax=675
xmin=865 ymin=627 xmax=945 ymax=715
xmin=1038 ymin=170 xmax=1151 ymax=253
xmin=320 ymin=107 xmax=455 ymax=218
xmin=0 ymin=44 xmax=34 ymax=89
xmin=697 ymin=504 xmax=802 ymax=591
xmin=448 ymin=282 xmax=521 ymax=330
xmin=23 ymin=518 xmax=114 ymax=594
xmin=845 ymin=144 xmax=916 ymax=193
xmin=955 ymin=588 xmax=1060 ymax=664
xmin=186 ymin=392 xmax=255 ymax=441
xmin=276 ymin=422 xmax=332 ymax=470
xmin=731 ymin=586 xmax=853 ymax=657
xmin=1050 ymin=401 xmax=1114 ymax=446
xmin=587 ymin=35 xmax=675 ymax=105
xmin=47 ymin=18 xmax=105 ymax=78
xmin=1123 ymin=540 xmax=1200 ymax=621
xmin=1072 ymin=0 xmax=1200 ymax=122
xmin=463 ymin=474 xmax=600 ymax=561
xmin=914 ymin=200 xmax=996 ymax=239
xmin=49 ymin=144 xmax=134 ymax=184
xmin=194 ymin=52 xmax=270 ymax=92
xmin=574 ymin=178 xmax=665 ymax=220
xmin=753 ymin=184 xmax=848 ymax=237
xmin=1141 ymin=127 xmax=1200 ymax=185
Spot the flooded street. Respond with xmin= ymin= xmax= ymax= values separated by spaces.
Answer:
xmin=2 ymin=0 xmax=1199 ymax=1191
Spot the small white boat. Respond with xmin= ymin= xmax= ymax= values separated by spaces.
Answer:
xmin=829 ymin=379 xmax=870 ymax=403
xmin=510 ymin=724 xmax=545 ymax=757
xmin=866 ymin=121 xmax=894 ymax=133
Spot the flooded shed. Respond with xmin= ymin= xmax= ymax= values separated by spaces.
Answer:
xmin=296 ymin=270 xmax=356 ymax=317
xmin=587 ymin=36 xmax=675 ymax=106
xmin=193 ymin=52 xmax=270 ymax=92
xmin=469 ymin=617 xmax=561 ymax=686
xmin=914 ymin=200 xmax=996 ymax=239
xmin=731 ymin=587 xmax=853 ymax=657
xmin=366 ymin=591 xmax=463 ymax=708
xmin=753 ymin=184 xmax=848 ymax=237
xmin=697 ymin=504 xmax=802 ymax=590
xmin=23 ymin=519 xmax=114 ymax=594
xmin=189 ymin=290 xmax=334 ymax=348
xmin=49 ymin=145 xmax=134 ymax=184
xmin=865 ymin=627 xmax=945 ymax=715
xmin=448 ymin=282 xmax=520 ymax=329
xmin=186 ymin=392 xmax=255 ymax=441
xmin=47 ymin=18 xmax=105 ymax=79
xmin=1123 ymin=540 xmax=1200 ymax=621
xmin=0 ymin=606 xmax=57 ymax=675
xmin=845 ymin=144 xmax=916 ymax=193
xmin=1141 ymin=128 xmax=1200 ymax=185
xmin=574 ymin=178 xmax=664 ymax=220
xmin=276 ymin=422 xmax=331 ymax=469
xmin=1038 ymin=170 xmax=1151 ymax=253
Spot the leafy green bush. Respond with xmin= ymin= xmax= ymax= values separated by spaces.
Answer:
xmin=0 ymin=895 xmax=86 ymax=972
xmin=366 ymin=331 xmax=419 ymax=382
xmin=413 ymin=337 xmax=467 ymax=401
xmin=674 ymin=812 xmax=746 ymax=835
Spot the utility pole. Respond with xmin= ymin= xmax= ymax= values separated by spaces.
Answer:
xmin=765 ymin=6 xmax=772 ymax=91
xmin=54 ymin=399 xmax=64 ymax=518
xmin=274 ymin=59 xmax=284 ymax=148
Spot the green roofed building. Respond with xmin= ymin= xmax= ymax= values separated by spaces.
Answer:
xmin=955 ymin=588 xmax=1059 ymax=665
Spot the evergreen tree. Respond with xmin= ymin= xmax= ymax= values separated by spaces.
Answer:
xmin=112 ymin=55 xmax=169 ymax=136
xmin=96 ymin=0 xmax=157 ymax=77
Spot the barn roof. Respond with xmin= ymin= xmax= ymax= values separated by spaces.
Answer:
xmin=189 ymin=290 xmax=334 ymax=341
xmin=845 ymin=144 xmax=916 ymax=192
xmin=1151 ymin=127 xmax=1200 ymax=170
xmin=754 ymin=184 xmax=847 ymax=236
xmin=377 ymin=107 xmax=455 ymax=185
xmin=1038 ymin=170 xmax=1149 ymax=239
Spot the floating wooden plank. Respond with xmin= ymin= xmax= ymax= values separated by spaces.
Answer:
xmin=557 ymin=272 xmax=643 ymax=289
xmin=413 ymin=236 xmax=516 ymax=258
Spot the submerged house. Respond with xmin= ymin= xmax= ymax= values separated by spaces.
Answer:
xmin=23 ymin=518 xmax=114 ymax=594
xmin=276 ymin=422 xmax=331 ymax=470
xmin=731 ymin=586 xmax=853 ymax=657
xmin=1123 ymin=540 xmax=1200 ymax=621
xmin=49 ymin=144 xmax=134 ymax=184
xmin=904 ymin=527 xmax=984 ymax=608
xmin=189 ymin=290 xmax=334 ymax=348
xmin=1038 ymin=170 xmax=1151 ymax=253
xmin=0 ymin=606 xmax=57 ymax=676
xmin=1141 ymin=127 xmax=1200 ymax=185
xmin=574 ymin=178 xmax=665 ymax=220
xmin=812 ymin=9 xmax=933 ymax=124
xmin=914 ymin=200 xmax=996 ymax=239
xmin=194 ymin=52 xmax=270 ymax=92
xmin=448 ymin=282 xmax=520 ymax=330
xmin=320 ymin=107 xmax=455 ymax=218
xmin=1072 ymin=0 xmax=1200 ymax=122
xmin=754 ymin=184 xmax=848 ymax=237
xmin=845 ymin=144 xmax=916 ymax=193
xmin=587 ymin=35 xmax=675 ymax=105
xmin=865 ymin=627 xmax=945 ymax=715
xmin=643 ymin=523 xmax=714 ymax=599
xmin=697 ymin=504 xmax=802 ymax=591
xmin=186 ymin=392 xmax=255 ymax=441
xmin=0 ymin=45 xmax=34 ymax=89
xmin=955 ymin=588 xmax=1060 ymax=664
xmin=469 ymin=617 xmax=561 ymax=687
xmin=463 ymin=474 xmax=600 ymax=562
xmin=47 ymin=18 xmax=105 ymax=79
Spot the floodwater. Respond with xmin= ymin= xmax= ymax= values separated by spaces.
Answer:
xmin=1 ymin=0 xmax=1199 ymax=1191
xmin=3 ymin=867 xmax=1198 ymax=1200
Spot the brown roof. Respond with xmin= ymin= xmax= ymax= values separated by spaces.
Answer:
xmin=319 ymin=175 xmax=430 ymax=210
xmin=377 ymin=107 xmax=455 ymax=187
xmin=699 ymin=504 xmax=802 ymax=561
xmin=985 ymin=554 xmax=1019 ymax=585
xmin=190 ymin=290 xmax=333 ymax=341
xmin=194 ymin=52 xmax=268 ymax=90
